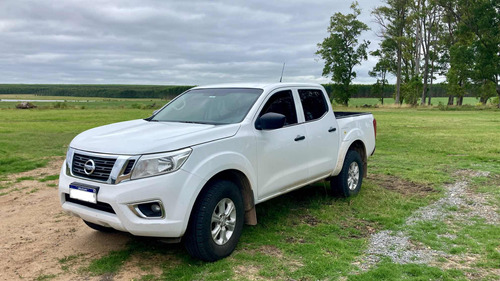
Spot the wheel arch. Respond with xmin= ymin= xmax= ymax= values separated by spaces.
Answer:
xmin=189 ymin=169 xmax=257 ymax=228
xmin=332 ymin=139 xmax=367 ymax=177
xmin=348 ymin=140 xmax=367 ymax=178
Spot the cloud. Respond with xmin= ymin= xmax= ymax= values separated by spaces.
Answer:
xmin=0 ymin=0 xmax=385 ymax=85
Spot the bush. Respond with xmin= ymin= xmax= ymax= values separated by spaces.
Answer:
xmin=491 ymin=97 xmax=499 ymax=105
xmin=53 ymin=102 xmax=68 ymax=109
xmin=130 ymin=103 xmax=146 ymax=109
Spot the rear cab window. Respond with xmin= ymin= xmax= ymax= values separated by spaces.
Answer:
xmin=298 ymin=89 xmax=328 ymax=122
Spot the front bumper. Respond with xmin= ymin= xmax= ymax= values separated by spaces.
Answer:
xmin=58 ymin=160 xmax=204 ymax=238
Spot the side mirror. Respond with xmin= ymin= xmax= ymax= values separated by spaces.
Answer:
xmin=255 ymin=112 xmax=286 ymax=130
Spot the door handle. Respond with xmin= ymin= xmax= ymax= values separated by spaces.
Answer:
xmin=294 ymin=135 xmax=306 ymax=141
xmin=328 ymin=127 xmax=337 ymax=132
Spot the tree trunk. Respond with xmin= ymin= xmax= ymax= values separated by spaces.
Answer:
xmin=395 ymin=46 xmax=402 ymax=105
xmin=421 ymin=67 xmax=429 ymax=105
xmin=415 ymin=0 xmax=421 ymax=103
xmin=456 ymin=96 xmax=463 ymax=106
xmin=344 ymin=84 xmax=349 ymax=107
xmin=448 ymin=96 xmax=454 ymax=105
xmin=420 ymin=53 xmax=430 ymax=105
xmin=381 ymin=81 xmax=385 ymax=105
xmin=428 ymin=59 xmax=434 ymax=106
xmin=480 ymin=96 xmax=487 ymax=105
xmin=496 ymin=75 xmax=500 ymax=108
xmin=497 ymin=86 xmax=500 ymax=108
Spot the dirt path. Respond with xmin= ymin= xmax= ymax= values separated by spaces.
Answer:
xmin=0 ymin=159 xmax=130 ymax=280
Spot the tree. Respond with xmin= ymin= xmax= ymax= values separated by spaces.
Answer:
xmin=316 ymin=2 xmax=370 ymax=106
xmin=369 ymin=46 xmax=392 ymax=104
xmin=373 ymin=0 xmax=410 ymax=105
xmin=419 ymin=0 xmax=442 ymax=105
xmin=463 ymin=0 xmax=500 ymax=107
xmin=437 ymin=0 xmax=499 ymax=107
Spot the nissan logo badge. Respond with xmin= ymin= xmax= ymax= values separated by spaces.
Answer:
xmin=83 ymin=159 xmax=96 ymax=175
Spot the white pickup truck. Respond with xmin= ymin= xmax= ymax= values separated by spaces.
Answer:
xmin=58 ymin=83 xmax=376 ymax=261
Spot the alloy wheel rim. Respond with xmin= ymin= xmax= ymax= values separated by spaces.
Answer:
xmin=347 ymin=162 xmax=359 ymax=190
xmin=210 ymin=198 xmax=236 ymax=245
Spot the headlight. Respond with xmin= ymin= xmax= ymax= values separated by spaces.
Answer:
xmin=66 ymin=147 xmax=74 ymax=172
xmin=131 ymin=148 xmax=192 ymax=180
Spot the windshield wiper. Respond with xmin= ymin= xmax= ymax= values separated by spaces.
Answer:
xmin=177 ymin=121 xmax=211 ymax=124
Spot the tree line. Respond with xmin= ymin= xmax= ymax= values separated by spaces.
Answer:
xmin=0 ymin=83 xmax=452 ymax=101
xmin=0 ymin=84 xmax=193 ymax=100
xmin=317 ymin=0 xmax=499 ymax=107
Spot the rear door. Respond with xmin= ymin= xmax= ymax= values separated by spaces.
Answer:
xmin=297 ymin=88 xmax=339 ymax=180
xmin=254 ymin=89 xmax=309 ymax=200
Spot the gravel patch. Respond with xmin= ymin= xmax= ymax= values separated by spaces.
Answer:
xmin=358 ymin=230 xmax=445 ymax=270
xmin=356 ymin=170 xmax=496 ymax=272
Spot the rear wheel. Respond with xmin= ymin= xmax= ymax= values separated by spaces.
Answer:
xmin=330 ymin=150 xmax=364 ymax=197
xmin=83 ymin=220 xmax=116 ymax=232
xmin=184 ymin=180 xmax=244 ymax=261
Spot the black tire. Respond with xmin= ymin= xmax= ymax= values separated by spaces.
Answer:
xmin=330 ymin=150 xmax=364 ymax=197
xmin=83 ymin=220 xmax=116 ymax=232
xmin=184 ymin=180 xmax=244 ymax=261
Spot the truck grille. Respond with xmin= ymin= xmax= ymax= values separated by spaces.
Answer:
xmin=123 ymin=160 xmax=135 ymax=175
xmin=72 ymin=153 xmax=116 ymax=182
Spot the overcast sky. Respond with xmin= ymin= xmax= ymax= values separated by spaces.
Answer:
xmin=0 ymin=0 xmax=387 ymax=86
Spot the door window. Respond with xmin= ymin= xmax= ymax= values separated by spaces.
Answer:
xmin=298 ymin=89 xmax=328 ymax=121
xmin=259 ymin=90 xmax=297 ymax=126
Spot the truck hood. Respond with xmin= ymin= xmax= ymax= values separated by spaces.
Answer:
xmin=70 ymin=119 xmax=240 ymax=155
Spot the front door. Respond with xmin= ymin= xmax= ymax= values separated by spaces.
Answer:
xmin=254 ymin=89 xmax=309 ymax=200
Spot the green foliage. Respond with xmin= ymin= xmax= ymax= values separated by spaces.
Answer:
xmin=370 ymin=0 xmax=500 ymax=106
xmin=369 ymin=45 xmax=393 ymax=105
xmin=491 ymin=97 xmax=499 ymax=105
xmin=316 ymin=2 xmax=370 ymax=106
xmin=372 ymin=0 xmax=411 ymax=104
xmin=401 ymin=76 xmax=423 ymax=106
xmin=446 ymin=43 xmax=474 ymax=99
xmin=53 ymin=102 xmax=68 ymax=109
xmin=477 ymin=80 xmax=497 ymax=105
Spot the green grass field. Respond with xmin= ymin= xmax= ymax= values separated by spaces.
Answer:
xmin=1 ymin=97 xmax=499 ymax=280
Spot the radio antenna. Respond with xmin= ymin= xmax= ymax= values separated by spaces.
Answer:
xmin=279 ymin=62 xmax=285 ymax=82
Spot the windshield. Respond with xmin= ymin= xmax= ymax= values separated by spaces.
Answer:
xmin=151 ymin=88 xmax=263 ymax=124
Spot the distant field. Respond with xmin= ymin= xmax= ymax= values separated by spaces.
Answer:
xmin=0 ymin=94 xmax=486 ymax=110
xmin=0 ymin=94 xmax=165 ymax=101
xmin=0 ymin=94 xmax=165 ymax=110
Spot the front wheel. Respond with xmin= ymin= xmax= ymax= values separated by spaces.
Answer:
xmin=330 ymin=150 xmax=364 ymax=197
xmin=184 ymin=180 xmax=244 ymax=261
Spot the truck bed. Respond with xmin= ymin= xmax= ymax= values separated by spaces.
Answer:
xmin=334 ymin=111 xmax=372 ymax=119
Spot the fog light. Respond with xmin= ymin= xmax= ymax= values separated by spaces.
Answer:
xmin=151 ymin=203 xmax=161 ymax=213
xmin=129 ymin=200 xmax=164 ymax=219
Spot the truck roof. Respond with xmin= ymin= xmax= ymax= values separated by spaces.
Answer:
xmin=193 ymin=82 xmax=324 ymax=91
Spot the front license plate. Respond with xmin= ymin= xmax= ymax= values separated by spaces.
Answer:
xmin=69 ymin=183 xmax=99 ymax=204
